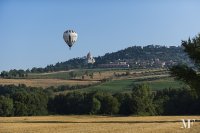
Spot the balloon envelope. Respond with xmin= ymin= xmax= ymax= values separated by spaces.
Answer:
xmin=63 ymin=30 xmax=78 ymax=48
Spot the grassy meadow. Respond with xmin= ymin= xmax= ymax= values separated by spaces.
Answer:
xmin=75 ymin=77 xmax=186 ymax=93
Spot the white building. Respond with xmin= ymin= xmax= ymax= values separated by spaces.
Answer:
xmin=86 ymin=52 xmax=95 ymax=64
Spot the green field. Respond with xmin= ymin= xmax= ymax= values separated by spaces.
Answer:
xmin=0 ymin=68 xmax=188 ymax=93
xmin=27 ymin=70 xmax=84 ymax=79
xmin=79 ymin=79 xmax=134 ymax=93
xmin=77 ymin=77 xmax=187 ymax=93
xmin=139 ymin=78 xmax=188 ymax=90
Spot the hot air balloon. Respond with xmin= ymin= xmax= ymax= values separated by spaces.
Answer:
xmin=63 ymin=30 xmax=78 ymax=49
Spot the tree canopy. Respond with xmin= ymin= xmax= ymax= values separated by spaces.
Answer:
xmin=170 ymin=34 xmax=200 ymax=97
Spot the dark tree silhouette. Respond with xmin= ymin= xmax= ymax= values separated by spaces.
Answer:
xmin=170 ymin=34 xmax=200 ymax=97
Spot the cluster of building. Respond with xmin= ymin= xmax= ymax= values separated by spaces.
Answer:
xmin=132 ymin=58 xmax=177 ymax=68
xmin=84 ymin=51 xmax=184 ymax=69
xmin=97 ymin=58 xmax=180 ymax=69
xmin=98 ymin=61 xmax=130 ymax=68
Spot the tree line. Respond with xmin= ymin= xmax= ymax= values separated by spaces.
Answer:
xmin=0 ymin=84 xmax=199 ymax=116
xmin=0 ymin=85 xmax=48 ymax=116
xmin=0 ymin=69 xmax=28 ymax=78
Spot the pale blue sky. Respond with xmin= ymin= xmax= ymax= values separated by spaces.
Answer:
xmin=1 ymin=0 xmax=200 ymax=71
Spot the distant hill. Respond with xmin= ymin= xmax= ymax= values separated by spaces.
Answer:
xmin=0 ymin=45 xmax=191 ymax=75
xmin=94 ymin=45 xmax=191 ymax=69
xmin=28 ymin=45 xmax=190 ymax=73
xmin=29 ymin=45 xmax=189 ymax=72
